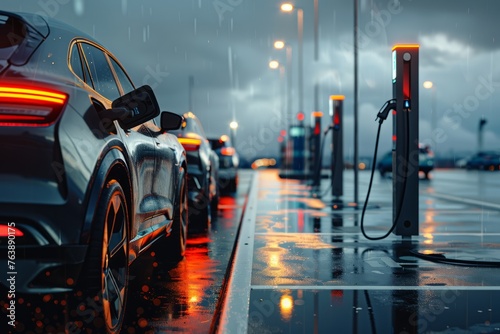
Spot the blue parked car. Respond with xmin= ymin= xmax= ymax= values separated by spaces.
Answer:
xmin=377 ymin=144 xmax=434 ymax=179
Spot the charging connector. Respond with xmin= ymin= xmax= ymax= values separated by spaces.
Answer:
xmin=375 ymin=99 xmax=396 ymax=124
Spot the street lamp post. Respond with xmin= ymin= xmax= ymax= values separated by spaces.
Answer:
xmin=273 ymin=40 xmax=293 ymax=126
xmin=281 ymin=3 xmax=304 ymax=117
xmin=423 ymin=81 xmax=436 ymax=135
xmin=229 ymin=121 xmax=238 ymax=146
xmin=269 ymin=59 xmax=286 ymax=126
xmin=423 ymin=80 xmax=437 ymax=163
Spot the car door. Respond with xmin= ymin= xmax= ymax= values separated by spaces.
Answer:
xmin=79 ymin=42 xmax=157 ymax=246
xmin=149 ymin=119 xmax=180 ymax=227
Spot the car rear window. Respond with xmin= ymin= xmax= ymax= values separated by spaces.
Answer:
xmin=0 ymin=14 xmax=27 ymax=61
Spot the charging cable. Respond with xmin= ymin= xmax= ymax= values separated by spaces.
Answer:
xmin=360 ymin=99 xmax=406 ymax=240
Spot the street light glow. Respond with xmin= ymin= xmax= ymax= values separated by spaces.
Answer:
xmin=269 ymin=60 xmax=280 ymax=69
xmin=274 ymin=40 xmax=285 ymax=49
xmin=423 ymin=81 xmax=433 ymax=89
xmin=229 ymin=121 xmax=238 ymax=130
xmin=280 ymin=3 xmax=294 ymax=12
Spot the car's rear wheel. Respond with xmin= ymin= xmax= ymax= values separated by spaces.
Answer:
xmin=78 ymin=180 xmax=129 ymax=333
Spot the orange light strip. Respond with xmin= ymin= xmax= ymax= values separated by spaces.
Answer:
xmin=330 ymin=95 xmax=345 ymax=100
xmin=392 ymin=44 xmax=419 ymax=51
xmin=178 ymin=138 xmax=202 ymax=146
xmin=0 ymin=86 xmax=66 ymax=104
xmin=311 ymin=111 xmax=323 ymax=117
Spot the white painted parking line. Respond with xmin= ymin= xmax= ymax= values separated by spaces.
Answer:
xmin=251 ymin=285 xmax=500 ymax=291
xmin=430 ymin=192 xmax=500 ymax=211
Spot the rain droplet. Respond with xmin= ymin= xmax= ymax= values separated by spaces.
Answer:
xmin=121 ymin=0 xmax=127 ymax=15
xmin=74 ymin=0 xmax=84 ymax=16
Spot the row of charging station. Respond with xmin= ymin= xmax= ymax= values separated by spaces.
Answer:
xmin=279 ymin=44 xmax=419 ymax=239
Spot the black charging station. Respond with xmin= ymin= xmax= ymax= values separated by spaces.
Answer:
xmin=392 ymin=45 xmax=419 ymax=237
xmin=330 ymin=95 xmax=344 ymax=199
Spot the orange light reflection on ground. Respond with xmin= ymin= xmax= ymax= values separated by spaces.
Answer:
xmin=280 ymin=294 xmax=293 ymax=322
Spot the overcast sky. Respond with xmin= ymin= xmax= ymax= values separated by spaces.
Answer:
xmin=4 ymin=0 xmax=500 ymax=161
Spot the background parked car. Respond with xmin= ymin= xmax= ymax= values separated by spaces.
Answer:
xmin=377 ymin=144 xmax=434 ymax=179
xmin=209 ymin=135 xmax=239 ymax=192
xmin=0 ymin=11 xmax=188 ymax=333
xmin=172 ymin=112 xmax=219 ymax=229
xmin=464 ymin=151 xmax=500 ymax=170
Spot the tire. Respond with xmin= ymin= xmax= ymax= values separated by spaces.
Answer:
xmin=229 ymin=177 xmax=238 ymax=192
xmin=157 ymin=171 xmax=188 ymax=261
xmin=192 ymin=201 xmax=211 ymax=231
xmin=77 ymin=180 xmax=129 ymax=334
xmin=210 ymin=184 xmax=219 ymax=220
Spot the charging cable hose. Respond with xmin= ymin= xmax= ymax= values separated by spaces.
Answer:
xmin=360 ymin=99 xmax=404 ymax=240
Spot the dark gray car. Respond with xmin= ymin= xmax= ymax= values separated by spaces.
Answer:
xmin=0 ymin=11 xmax=188 ymax=333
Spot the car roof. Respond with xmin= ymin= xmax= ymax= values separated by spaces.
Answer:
xmin=0 ymin=10 xmax=97 ymax=41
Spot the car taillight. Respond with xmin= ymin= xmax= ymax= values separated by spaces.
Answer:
xmin=178 ymin=138 xmax=202 ymax=151
xmin=221 ymin=147 xmax=235 ymax=156
xmin=0 ymin=224 xmax=24 ymax=237
xmin=0 ymin=85 xmax=68 ymax=126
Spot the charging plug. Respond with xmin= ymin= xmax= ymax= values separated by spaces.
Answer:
xmin=375 ymin=99 xmax=397 ymax=124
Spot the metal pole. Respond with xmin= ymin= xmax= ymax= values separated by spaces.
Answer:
xmin=286 ymin=46 xmax=293 ymax=125
xmin=314 ymin=0 xmax=319 ymax=61
xmin=353 ymin=0 xmax=359 ymax=205
xmin=314 ymin=83 xmax=319 ymax=112
xmin=298 ymin=8 xmax=304 ymax=116
xmin=431 ymin=86 xmax=436 ymax=159
xmin=188 ymin=75 xmax=194 ymax=112
xmin=280 ymin=65 xmax=286 ymax=126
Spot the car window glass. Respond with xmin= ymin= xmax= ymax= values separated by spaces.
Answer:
xmin=109 ymin=57 xmax=134 ymax=95
xmin=0 ymin=15 xmax=26 ymax=60
xmin=81 ymin=43 xmax=120 ymax=100
xmin=69 ymin=43 xmax=84 ymax=81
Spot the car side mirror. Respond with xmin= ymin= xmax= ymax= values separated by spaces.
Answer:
xmin=103 ymin=85 xmax=160 ymax=130
xmin=160 ymin=111 xmax=183 ymax=131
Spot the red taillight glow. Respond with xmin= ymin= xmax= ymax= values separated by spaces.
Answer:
xmin=178 ymin=138 xmax=202 ymax=151
xmin=0 ymin=85 xmax=68 ymax=126
xmin=0 ymin=225 xmax=24 ymax=237
xmin=221 ymin=147 xmax=235 ymax=156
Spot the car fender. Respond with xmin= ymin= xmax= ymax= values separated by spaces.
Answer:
xmin=80 ymin=144 xmax=132 ymax=244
